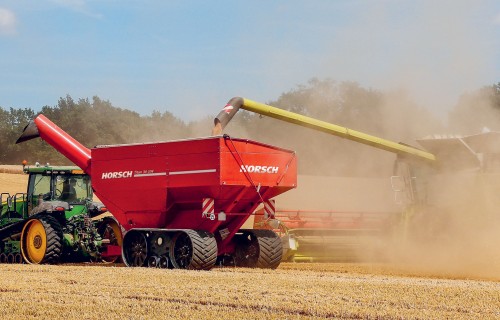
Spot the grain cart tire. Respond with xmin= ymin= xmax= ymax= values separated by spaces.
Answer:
xmin=234 ymin=229 xmax=282 ymax=269
xmin=169 ymin=230 xmax=217 ymax=270
xmin=21 ymin=215 xmax=63 ymax=264
xmin=96 ymin=217 xmax=123 ymax=263
xmin=123 ymin=230 xmax=148 ymax=267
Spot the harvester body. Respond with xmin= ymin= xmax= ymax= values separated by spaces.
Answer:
xmin=17 ymin=115 xmax=297 ymax=269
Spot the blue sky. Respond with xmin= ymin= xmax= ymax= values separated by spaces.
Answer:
xmin=0 ymin=1 xmax=499 ymax=121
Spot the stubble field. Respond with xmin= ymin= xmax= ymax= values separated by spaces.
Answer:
xmin=1 ymin=169 xmax=500 ymax=319
xmin=1 ymin=263 xmax=500 ymax=319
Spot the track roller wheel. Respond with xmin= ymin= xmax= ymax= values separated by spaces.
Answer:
xmin=169 ymin=230 xmax=217 ymax=270
xmin=21 ymin=215 xmax=63 ymax=264
xmin=96 ymin=217 xmax=123 ymax=263
xmin=234 ymin=229 xmax=283 ymax=269
xmin=123 ymin=231 xmax=148 ymax=267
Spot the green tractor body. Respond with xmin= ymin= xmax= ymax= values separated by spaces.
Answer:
xmin=0 ymin=163 xmax=122 ymax=264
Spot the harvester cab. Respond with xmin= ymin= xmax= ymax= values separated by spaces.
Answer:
xmin=0 ymin=161 xmax=123 ymax=264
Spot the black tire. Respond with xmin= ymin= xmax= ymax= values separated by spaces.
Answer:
xmin=122 ymin=231 xmax=148 ymax=267
xmin=169 ymin=230 xmax=217 ymax=270
xmin=235 ymin=229 xmax=283 ymax=269
xmin=96 ymin=218 xmax=123 ymax=263
xmin=21 ymin=215 xmax=63 ymax=264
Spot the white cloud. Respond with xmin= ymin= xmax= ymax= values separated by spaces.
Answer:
xmin=0 ymin=7 xmax=16 ymax=36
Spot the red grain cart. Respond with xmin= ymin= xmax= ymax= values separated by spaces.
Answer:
xmin=17 ymin=115 xmax=297 ymax=270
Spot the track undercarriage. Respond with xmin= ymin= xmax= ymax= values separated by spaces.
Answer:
xmin=122 ymin=228 xmax=283 ymax=270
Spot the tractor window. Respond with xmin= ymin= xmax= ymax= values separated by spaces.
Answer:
xmin=55 ymin=175 xmax=91 ymax=204
xmin=32 ymin=174 xmax=52 ymax=201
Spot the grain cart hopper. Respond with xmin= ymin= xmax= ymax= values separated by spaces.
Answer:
xmin=17 ymin=114 xmax=297 ymax=270
xmin=0 ymin=162 xmax=122 ymax=264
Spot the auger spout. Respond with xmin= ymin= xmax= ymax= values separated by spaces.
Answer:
xmin=16 ymin=114 xmax=92 ymax=173
xmin=213 ymin=97 xmax=436 ymax=162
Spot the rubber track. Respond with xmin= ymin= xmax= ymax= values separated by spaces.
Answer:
xmin=38 ymin=215 xmax=63 ymax=264
xmin=251 ymin=229 xmax=283 ymax=269
xmin=185 ymin=230 xmax=217 ymax=270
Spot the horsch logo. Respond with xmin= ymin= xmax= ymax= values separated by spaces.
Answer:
xmin=240 ymin=165 xmax=279 ymax=174
xmin=101 ymin=171 xmax=133 ymax=179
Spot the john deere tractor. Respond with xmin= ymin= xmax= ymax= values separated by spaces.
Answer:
xmin=0 ymin=162 xmax=122 ymax=264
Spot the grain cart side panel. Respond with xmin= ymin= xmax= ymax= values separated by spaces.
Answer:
xmin=215 ymin=137 xmax=297 ymax=253
xmin=91 ymin=138 xmax=221 ymax=230
xmin=220 ymin=137 xmax=297 ymax=195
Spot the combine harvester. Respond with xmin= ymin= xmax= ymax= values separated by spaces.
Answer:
xmin=213 ymin=97 xmax=500 ymax=261
xmin=16 ymin=114 xmax=297 ymax=269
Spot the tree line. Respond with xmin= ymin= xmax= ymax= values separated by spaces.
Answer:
xmin=1 ymin=80 xmax=499 ymax=176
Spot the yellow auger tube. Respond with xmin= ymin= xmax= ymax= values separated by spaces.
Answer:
xmin=214 ymin=97 xmax=436 ymax=161
xmin=240 ymin=98 xmax=436 ymax=162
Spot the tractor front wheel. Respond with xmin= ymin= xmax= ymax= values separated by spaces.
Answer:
xmin=21 ymin=216 xmax=63 ymax=264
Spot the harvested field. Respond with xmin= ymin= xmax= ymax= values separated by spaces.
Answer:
xmin=1 ymin=168 xmax=500 ymax=319
xmin=0 ymin=172 xmax=27 ymax=195
xmin=0 ymin=165 xmax=26 ymax=189
xmin=0 ymin=263 xmax=499 ymax=319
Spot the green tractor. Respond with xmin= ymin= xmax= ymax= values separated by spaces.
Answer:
xmin=0 ymin=162 xmax=123 ymax=264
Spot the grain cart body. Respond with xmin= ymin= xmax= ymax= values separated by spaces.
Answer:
xmin=17 ymin=115 xmax=297 ymax=270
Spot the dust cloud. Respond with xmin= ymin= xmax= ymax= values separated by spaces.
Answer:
xmin=202 ymin=0 xmax=499 ymax=279
xmin=321 ymin=1 xmax=497 ymax=120
xmin=384 ymin=171 xmax=500 ymax=280
xmin=212 ymin=86 xmax=500 ymax=280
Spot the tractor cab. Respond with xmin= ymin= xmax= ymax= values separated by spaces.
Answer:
xmin=28 ymin=165 xmax=91 ymax=205
xmin=25 ymin=163 xmax=93 ymax=216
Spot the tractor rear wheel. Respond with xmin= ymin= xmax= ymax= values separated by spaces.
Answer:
xmin=169 ymin=230 xmax=217 ymax=270
xmin=234 ymin=229 xmax=282 ymax=269
xmin=21 ymin=215 xmax=63 ymax=264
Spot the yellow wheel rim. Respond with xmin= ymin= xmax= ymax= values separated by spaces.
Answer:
xmin=21 ymin=220 xmax=47 ymax=264
xmin=108 ymin=219 xmax=123 ymax=247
